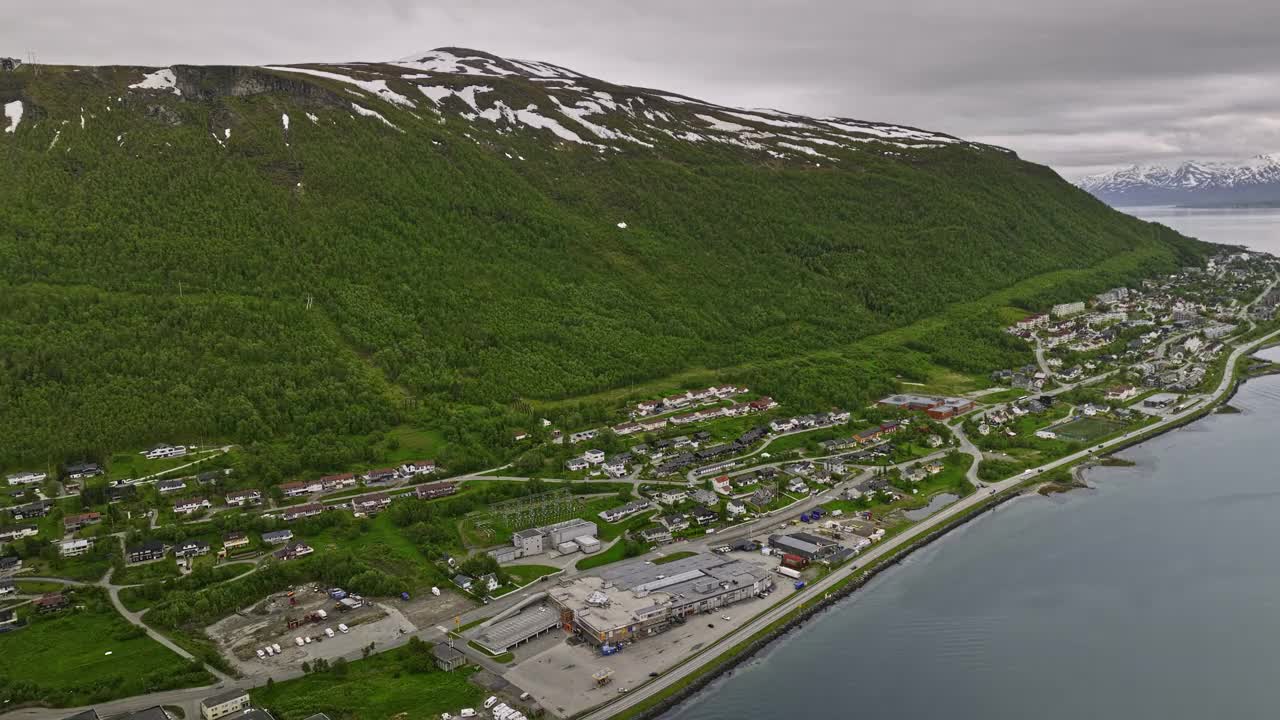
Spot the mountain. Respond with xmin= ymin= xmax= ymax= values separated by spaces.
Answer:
xmin=1078 ymin=154 xmax=1280 ymax=206
xmin=0 ymin=48 xmax=1206 ymax=471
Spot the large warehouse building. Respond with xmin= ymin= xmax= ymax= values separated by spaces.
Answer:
xmin=549 ymin=553 xmax=773 ymax=647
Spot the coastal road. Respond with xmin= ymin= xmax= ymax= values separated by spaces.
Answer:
xmin=585 ymin=324 xmax=1280 ymax=720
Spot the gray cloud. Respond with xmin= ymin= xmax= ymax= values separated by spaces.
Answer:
xmin=7 ymin=0 xmax=1280 ymax=178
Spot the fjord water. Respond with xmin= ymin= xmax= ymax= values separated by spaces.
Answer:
xmin=1128 ymin=205 xmax=1280 ymax=255
xmin=663 ymin=361 xmax=1280 ymax=720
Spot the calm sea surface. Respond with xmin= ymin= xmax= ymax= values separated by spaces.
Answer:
xmin=662 ymin=210 xmax=1280 ymax=719
xmin=1127 ymin=205 xmax=1280 ymax=255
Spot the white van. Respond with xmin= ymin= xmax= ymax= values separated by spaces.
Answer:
xmin=272 ymin=643 xmax=282 ymax=654
xmin=460 ymin=710 xmax=476 ymax=719
xmin=256 ymin=648 xmax=266 ymax=659
xmin=338 ymin=623 xmax=350 ymax=633
xmin=484 ymin=697 xmax=497 ymax=709
xmin=294 ymin=637 xmax=304 ymax=647
xmin=325 ymin=627 xmax=335 ymax=638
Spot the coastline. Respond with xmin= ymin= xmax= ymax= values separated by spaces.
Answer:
xmin=595 ymin=326 xmax=1280 ymax=720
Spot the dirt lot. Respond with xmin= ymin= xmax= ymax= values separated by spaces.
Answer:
xmin=396 ymin=587 xmax=475 ymax=629
xmin=502 ymin=552 xmax=798 ymax=718
xmin=207 ymin=586 xmax=415 ymax=676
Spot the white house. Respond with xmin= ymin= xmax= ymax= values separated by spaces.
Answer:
xmin=5 ymin=471 xmax=46 ymax=486
xmin=583 ymin=449 xmax=606 ymax=465
xmin=565 ymin=457 xmax=589 ymax=472
xmin=655 ymin=490 xmax=688 ymax=506
xmin=143 ymin=444 xmax=188 ymax=460
xmin=175 ymin=497 xmax=212 ymax=515
xmin=59 ymin=538 xmax=94 ymax=558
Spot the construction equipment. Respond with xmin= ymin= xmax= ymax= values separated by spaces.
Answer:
xmin=593 ymin=668 xmax=614 ymax=687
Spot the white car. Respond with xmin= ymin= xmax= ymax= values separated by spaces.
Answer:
xmin=484 ymin=697 xmax=498 ymax=709
xmin=256 ymin=649 xmax=266 ymax=659
xmin=721 ymin=615 xmax=731 ymax=621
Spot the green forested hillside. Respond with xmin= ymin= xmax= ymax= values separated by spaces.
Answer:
xmin=0 ymin=51 xmax=1208 ymax=472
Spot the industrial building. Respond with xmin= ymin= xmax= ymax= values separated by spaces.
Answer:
xmin=768 ymin=532 xmax=842 ymax=561
xmin=489 ymin=518 xmax=598 ymax=562
xmin=549 ymin=553 xmax=774 ymax=647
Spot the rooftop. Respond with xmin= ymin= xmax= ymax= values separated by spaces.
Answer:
xmin=471 ymin=604 xmax=560 ymax=653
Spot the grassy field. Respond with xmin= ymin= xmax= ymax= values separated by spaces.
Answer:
xmin=0 ymin=591 xmax=212 ymax=706
xmin=576 ymin=539 xmax=640 ymax=571
xmin=253 ymin=642 xmax=483 ymax=720
xmin=309 ymin=513 xmax=444 ymax=589
xmin=503 ymin=564 xmax=560 ymax=586
xmin=112 ymin=558 xmax=181 ymax=585
xmin=1052 ymin=416 xmax=1125 ymax=442
xmin=378 ymin=426 xmax=448 ymax=465
xmin=103 ymin=449 xmax=226 ymax=482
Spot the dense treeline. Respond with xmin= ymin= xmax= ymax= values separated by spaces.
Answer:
xmin=0 ymin=65 xmax=1210 ymax=468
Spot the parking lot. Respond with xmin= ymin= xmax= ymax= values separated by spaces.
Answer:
xmin=502 ymin=551 xmax=797 ymax=718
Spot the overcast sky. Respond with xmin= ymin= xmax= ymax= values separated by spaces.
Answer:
xmin=9 ymin=0 xmax=1280 ymax=178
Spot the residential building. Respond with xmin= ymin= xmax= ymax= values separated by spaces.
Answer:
xmin=661 ymin=513 xmax=689 ymax=531
xmin=1051 ymin=301 xmax=1086 ymax=318
xmin=63 ymin=512 xmax=102 ymax=533
xmin=351 ymin=493 xmax=392 ymax=517
xmin=399 ymin=460 xmax=437 ymax=476
xmin=262 ymin=529 xmax=293 ymax=545
xmin=127 ymin=540 xmax=166 ymax=564
xmin=583 ymin=449 xmax=606 ymax=465
xmin=63 ymin=462 xmax=104 ymax=479
xmin=639 ymin=526 xmax=673 ymax=544
xmin=200 ymin=689 xmax=251 ymax=720
xmin=0 ymin=556 xmax=22 ymax=574
xmin=0 ymin=525 xmax=37 ymax=542
xmin=34 ymin=592 xmax=69 ymax=612
xmin=362 ymin=468 xmax=397 ymax=484
xmin=175 ymin=540 xmax=211 ymax=558
xmin=273 ymin=543 xmax=314 ymax=561
xmin=223 ymin=532 xmax=250 ymax=551
xmin=9 ymin=500 xmax=53 ymax=520
xmin=282 ymin=503 xmax=324 ymax=522
xmin=598 ymin=500 xmax=651 ymax=523
xmin=143 ymin=444 xmax=187 ymax=460
xmin=60 ymin=538 xmax=94 ymax=557
xmin=6 ymin=471 xmax=46 ymax=486
xmin=225 ymin=489 xmax=262 ymax=507
xmin=174 ymin=497 xmax=211 ymax=515
xmin=565 ymin=457 xmax=589 ymax=472
xmin=414 ymin=481 xmax=457 ymax=500
xmin=319 ymin=473 xmax=356 ymax=491
xmin=156 ymin=479 xmax=187 ymax=495
xmin=654 ymin=490 xmax=688 ymax=506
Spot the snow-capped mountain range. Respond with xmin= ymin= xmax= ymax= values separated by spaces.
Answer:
xmin=1078 ymin=154 xmax=1280 ymax=206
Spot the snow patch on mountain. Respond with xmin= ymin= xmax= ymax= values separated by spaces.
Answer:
xmin=129 ymin=68 xmax=181 ymax=95
xmin=264 ymin=66 xmax=415 ymax=108
xmin=3 ymin=100 xmax=22 ymax=133
xmin=351 ymin=103 xmax=400 ymax=131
